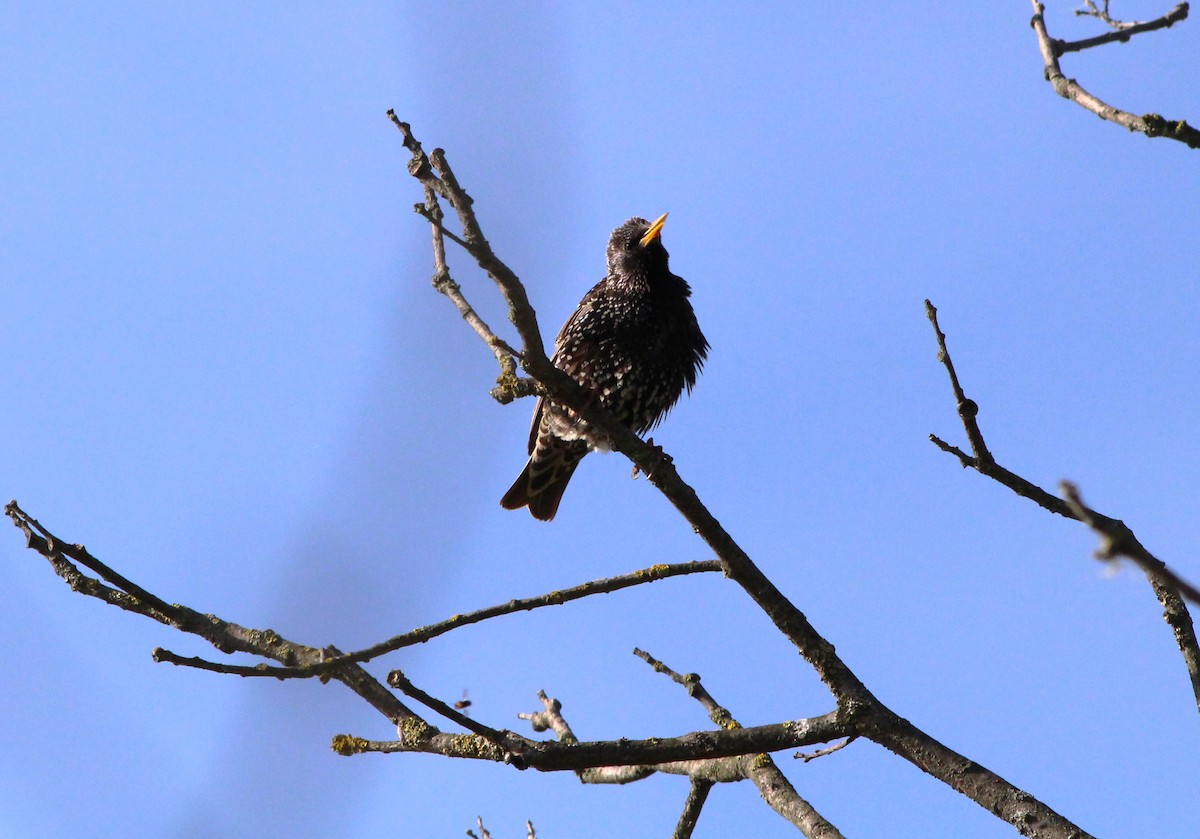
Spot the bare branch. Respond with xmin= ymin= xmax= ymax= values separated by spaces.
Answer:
xmin=671 ymin=779 xmax=714 ymax=839
xmin=925 ymin=302 xmax=993 ymax=467
xmin=1073 ymin=0 xmax=1186 ymax=34
xmin=1060 ymin=481 xmax=1200 ymax=708
xmin=387 ymin=111 xmax=548 ymax=363
xmin=393 ymin=121 xmax=1096 ymax=837
xmin=4 ymin=502 xmax=847 ymax=775
xmin=634 ymin=647 xmax=763 ymax=732
xmin=312 ymin=561 xmax=723 ymax=672
xmin=467 ymin=816 xmax=491 ymax=839
xmin=635 ymin=649 xmax=847 ymax=838
xmin=528 ymin=711 xmax=847 ymax=773
xmin=413 ymin=181 xmax=533 ymax=405
xmin=153 ymin=647 xmax=308 ymax=678
xmin=1028 ymin=1 xmax=1199 ymax=147
xmin=795 ymin=737 xmax=858 ymax=763
xmin=513 ymin=687 xmax=848 ymax=775
xmin=386 ymin=669 xmax=531 ymax=763
xmin=1 ymin=500 xmax=459 ymax=745
xmin=926 ymin=305 xmax=1200 ymax=717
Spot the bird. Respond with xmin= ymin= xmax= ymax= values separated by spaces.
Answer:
xmin=500 ymin=213 xmax=709 ymax=521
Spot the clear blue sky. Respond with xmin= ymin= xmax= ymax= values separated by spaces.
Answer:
xmin=3 ymin=3 xmax=1198 ymax=837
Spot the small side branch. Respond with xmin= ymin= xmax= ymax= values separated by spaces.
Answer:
xmin=414 ymin=180 xmax=533 ymax=404
xmin=313 ymin=560 xmax=722 ymax=672
xmin=386 ymin=669 xmax=531 ymax=765
xmin=925 ymin=301 xmax=993 ymax=467
xmin=671 ymin=779 xmax=715 ymax=839
xmin=1072 ymin=0 xmax=1187 ymax=36
xmin=1028 ymin=1 xmax=1199 ymax=147
xmin=153 ymin=648 xmax=310 ymax=678
xmin=795 ymin=737 xmax=858 ymax=763
xmin=387 ymin=111 xmax=549 ymax=365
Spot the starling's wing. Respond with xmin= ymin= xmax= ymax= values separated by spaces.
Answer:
xmin=524 ymin=277 xmax=606 ymax=454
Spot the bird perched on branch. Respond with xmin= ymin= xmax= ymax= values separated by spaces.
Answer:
xmin=501 ymin=213 xmax=709 ymax=521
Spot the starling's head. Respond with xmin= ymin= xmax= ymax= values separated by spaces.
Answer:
xmin=606 ymin=213 xmax=669 ymax=277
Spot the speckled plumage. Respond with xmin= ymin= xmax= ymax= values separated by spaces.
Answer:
xmin=501 ymin=215 xmax=709 ymax=521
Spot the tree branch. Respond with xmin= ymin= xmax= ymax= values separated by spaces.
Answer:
xmin=926 ymin=304 xmax=1200 ymax=716
xmin=1028 ymin=1 xmax=1199 ymax=148
xmin=1060 ymin=481 xmax=1200 ymax=708
xmin=671 ymin=779 xmax=714 ymax=839
xmin=414 ymin=180 xmax=536 ymax=404
xmin=1071 ymin=0 xmax=1188 ymax=40
xmin=397 ymin=120 xmax=1094 ymax=838
xmin=310 ymin=561 xmax=723 ymax=672
xmin=3 ymin=499 xmax=538 ymax=764
xmin=635 ymin=648 xmax=846 ymax=838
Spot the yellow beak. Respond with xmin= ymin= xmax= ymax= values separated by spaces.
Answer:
xmin=639 ymin=212 xmax=669 ymax=247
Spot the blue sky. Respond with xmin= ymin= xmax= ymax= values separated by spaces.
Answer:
xmin=3 ymin=3 xmax=1198 ymax=837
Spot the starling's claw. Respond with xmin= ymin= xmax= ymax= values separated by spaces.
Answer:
xmin=631 ymin=438 xmax=673 ymax=480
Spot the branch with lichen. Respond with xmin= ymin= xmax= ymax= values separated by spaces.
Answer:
xmin=7 ymin=116 xmax=1112 ymax=837
xmin=0 ymin=499 xmax=855 ymax=776
xmin=394 ymin=120 xmax=1095 ymax=839
xmin=4 ymin=499 xmax=761 ymax=770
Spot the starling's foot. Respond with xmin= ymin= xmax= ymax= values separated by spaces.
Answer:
xmin=631 ymin=438 xmax=673 ymax=480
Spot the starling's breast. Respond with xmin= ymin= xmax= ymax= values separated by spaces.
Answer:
xmin=552 ymin=279 xmax=704 ymax=438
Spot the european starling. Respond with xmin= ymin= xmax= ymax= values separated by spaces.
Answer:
xmin=500 ymin=213 xmax=709 ymax=521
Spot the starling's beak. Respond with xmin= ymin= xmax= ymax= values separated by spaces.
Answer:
xmin=639 ymin=212 xmax=669 ymax=248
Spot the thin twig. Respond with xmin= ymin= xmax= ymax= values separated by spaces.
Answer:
xmin=309 ymin=561 xmax=722 ymax=673
xmin=466 ymin=816 xmax=491 ymax=839
xmin=6 ymin=500 xmax=179 ymax=618
xmin=634 ymin=648 xmax=745 ymax=730
xmin=924 ymin=302 xmax=993 ymax=467
xmin=795 ymin=736 xmax=858 ymax=763
xmin=415 ymin=184 xmax=531 ymax=404
xmin=1074 ymin=0 xmax=1183 ymax=32
xmin=153 ymin=648 xmax=307 ymax=678
xmin=388 ymin=111 xmax=548 ymax=360
xmin=1061 ymin=3 xmax=1188 ymax=51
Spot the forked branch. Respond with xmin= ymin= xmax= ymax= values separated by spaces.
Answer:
xmin=1029 ymin=1 xmax=1198 ymax=147
xmin=393 ymin=121 xmax=1094 ymax=838
xmin=926 ymin=302 xmax=1200 ymax=714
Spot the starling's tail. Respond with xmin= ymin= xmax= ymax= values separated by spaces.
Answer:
xmin=500 ymin=444 xmax=587 ymax=522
